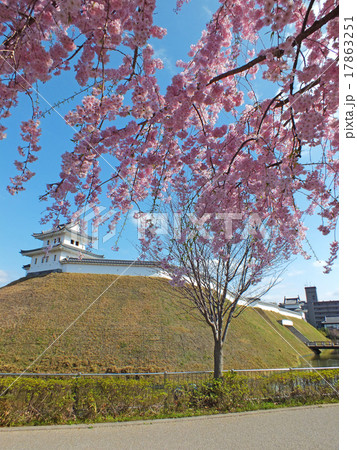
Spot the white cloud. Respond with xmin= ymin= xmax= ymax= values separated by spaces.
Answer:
xmin=0 ymin=269 xmax=11 ymax=285
xmin=313 ymin=260 xmax=326 ymax=268
xmin=287 ymin=269 xmax=305 ymax=277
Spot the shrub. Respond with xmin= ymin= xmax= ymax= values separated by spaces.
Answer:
xmin=0 ymin=369 xmax=338 ymax=426
xmin=0 ymin=378 xmax=74 ymax=426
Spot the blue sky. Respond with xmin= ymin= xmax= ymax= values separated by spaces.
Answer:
xmin=0 ymin=0 xmax=339 ymax=305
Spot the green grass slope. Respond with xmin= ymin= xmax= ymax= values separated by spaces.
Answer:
xmin=0 ymin=273 xmax=326 ymax=373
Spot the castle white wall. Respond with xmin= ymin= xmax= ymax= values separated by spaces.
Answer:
xmin=41 ymin=236 xmax=63 ymax=248
xmin=248 ymin=300 xmax=305 ymax=320
xmin=38 ymin=225 xmax=88 ymax=250
xmin=61 ymin=234 xmax=86 ymax=250
xmin=28 ymin=251 xmax=63 ymax=273
xmin=61 ymin=263 xmax=164 ymax=277
xmin=27 ymin=247 xmax=92 ymax=274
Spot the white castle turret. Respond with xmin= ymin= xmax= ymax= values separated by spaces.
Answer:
xmin=20 ymin=223 xmax=103 ymax=276
xmin=20 ymin=223 xmax=163 ymax=278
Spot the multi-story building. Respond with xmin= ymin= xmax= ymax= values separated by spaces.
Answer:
xmin=304 ymin=286 xmax=339 ymax=328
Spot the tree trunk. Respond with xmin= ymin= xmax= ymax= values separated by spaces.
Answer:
xmin=213 ymin=339 xmax=223 ymax=379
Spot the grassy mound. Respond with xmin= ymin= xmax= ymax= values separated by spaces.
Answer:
xmin=0 ymin=273 xmax=326 ymax=373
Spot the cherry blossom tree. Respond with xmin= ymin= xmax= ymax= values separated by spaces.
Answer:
xmin=140 ymin=206 xmax=288 ymax=378
xmin=0 ymin=0 xmax=339 ymax=271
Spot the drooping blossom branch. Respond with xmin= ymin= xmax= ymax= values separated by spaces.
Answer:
xmin=0 ymin=0 xmax=339 ymax=269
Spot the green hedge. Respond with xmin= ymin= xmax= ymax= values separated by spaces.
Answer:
xmin=166 ymin=370 xmax=339 ymax=411
xmin=0 ymin=370 xmax=339 ymax=426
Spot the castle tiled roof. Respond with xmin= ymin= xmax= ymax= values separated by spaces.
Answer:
xmin=20 ymin=243 xmax=104 ymax=259
xmin=32 ymin=223 xmax=94 ymax=240
xmin=60 ymin=258 xmax=158 ymax=267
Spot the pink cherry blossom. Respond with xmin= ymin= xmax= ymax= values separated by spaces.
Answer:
xmin=0 ymin=0 xmax=339 ymax=271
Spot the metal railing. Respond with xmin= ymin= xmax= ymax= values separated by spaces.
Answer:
xmin=0 ymin=366 xmax=339 ymax=384
xmin=306 ymin=341 xmax=339 ymax=347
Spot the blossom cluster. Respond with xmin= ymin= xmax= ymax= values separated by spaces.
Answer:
xmin=0 ymin=0 xmax=339 ymax=271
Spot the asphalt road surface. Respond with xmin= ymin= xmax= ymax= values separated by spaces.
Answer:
xmin=0 ymin=404 xmax=338 ymax=450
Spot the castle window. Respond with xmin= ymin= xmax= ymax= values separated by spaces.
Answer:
xmin=35 ymin=258 xmax=37 ymax=264
xmin=47 ymin=240 xmax=50 ymax=245
xmin=75 ymin=241 xmax=79 ymax=246
xmin=42 ymin=257 xmax=45 ymax=263
xmin=54 ymin=255 xmax=57 ymax=261
xmin=71 ymin=239 xmax=74 ymax=245
xmin=46 ymin=256 xmax=49 ymax=262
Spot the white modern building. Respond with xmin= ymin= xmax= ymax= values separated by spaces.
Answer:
xmin=21 ymin=223 xmax=163 ymax=277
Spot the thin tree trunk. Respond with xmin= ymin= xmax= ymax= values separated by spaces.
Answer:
xmin=213 ymin=339 xmax=223 ymax=379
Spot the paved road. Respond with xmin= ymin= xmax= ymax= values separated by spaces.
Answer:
xmin=0 ymin=404 xmax=338 ymax=450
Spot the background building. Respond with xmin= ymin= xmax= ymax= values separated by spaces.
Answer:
xmin=278 ymin=286 xmax=339 ymax=329
xmin=304 ymin=286 xmax=339 ymax=328
xmin=279 ymin=296 xmax=306 ymax=314
xmin=321 ymin=316 xmax=339 ymax=330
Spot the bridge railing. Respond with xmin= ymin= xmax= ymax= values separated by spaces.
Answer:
xmin=306 ymin=341 xmax=339 ymax=347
